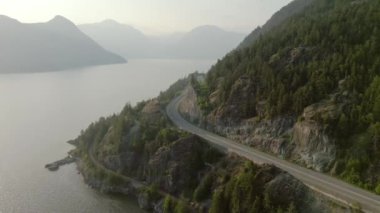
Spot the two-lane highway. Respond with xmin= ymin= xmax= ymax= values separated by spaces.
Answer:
xmin=166 ymin=95 xmax=380 ymax=212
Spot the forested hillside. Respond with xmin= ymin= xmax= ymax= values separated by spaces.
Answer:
xmin=69 ymin=77 xmax=336 ymax=212
xmin=189 ymin=0 xmax=380 ymax=193
xmin=238 ymin=0 xmax=315 ymax=49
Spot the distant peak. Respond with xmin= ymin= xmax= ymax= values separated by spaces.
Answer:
xmin=48 ymin=15 xmax=75 ymax=25
xmin=95 ymin=19 xmax=140 ymax=33
xmin=101 ymin=19 xmax=120 ymax=25
xmin=194 ymin=25 xmax=222 ymax=30
xmin=0 ymin=15 xmax=12 ymax=20
xmin=186 ymin=25 xmax=231 ymax=36
xmin=0 ymin=15 xmax=20 ymax=24
xmin=191 ymin=25 xmax=225 ymax=33
xmin=52 ymin=15 xmax=68 ymax=20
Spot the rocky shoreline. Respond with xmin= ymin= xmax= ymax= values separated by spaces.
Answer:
xmin=75 ymin=158 xmax=167 ymax=212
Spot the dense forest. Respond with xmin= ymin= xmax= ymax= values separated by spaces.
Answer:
xmin=192 ymin=0 xmax=380 ymax=193
xmin=70 ymin=76 xmax=336 ymax=212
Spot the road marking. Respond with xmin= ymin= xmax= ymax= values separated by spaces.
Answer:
xmin=166 ymin=95 xmax=380 ymax=212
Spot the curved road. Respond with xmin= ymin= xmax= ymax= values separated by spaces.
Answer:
xmin=166 ymin=95 xmax=380 ymax=212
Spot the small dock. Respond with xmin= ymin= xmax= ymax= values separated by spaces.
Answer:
xmin=45 ymin=156 xmax=76 ymax=171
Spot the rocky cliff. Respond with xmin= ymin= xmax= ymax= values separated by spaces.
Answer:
xmin=179 ymin=82 xmax=337 ymax=173
xmin=178 ymin=86 xmax=202 ymax=124
xmin=291 ymin=99 xmax=340 ymax=172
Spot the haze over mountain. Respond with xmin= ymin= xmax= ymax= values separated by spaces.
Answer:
xmin=79 ymin=20 xmax=245 ymax=59
xmin=0 ymin=15 xmax=126 ymax=73
xmin=172 ymin=25 xmax=245 ymax=59
xmin=79 ymin=20 xmax=152 ymax=59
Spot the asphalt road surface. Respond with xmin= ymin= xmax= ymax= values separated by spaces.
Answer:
xmin=166 ymin=94 xmax=380 ymax=212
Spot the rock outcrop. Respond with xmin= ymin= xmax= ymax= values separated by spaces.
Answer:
xmin=142 ymin=99 xmax=162 ymax=123
xmin=292 ymin=121 xmax=336 ymax=172
xmin=207 ymin=76 xmax=257 ymax=126
xmin=179 ymin=84 xmax=338 ymax=172
xmin=178 ymin=86 xmax=202 ymax=123
xmin=146 ymin=135 xmax=205 ymax=194
xmin=291 ymin=100 xmax=340 ymax=172
xmin=264 ymin=168 xmax=330 ymax=212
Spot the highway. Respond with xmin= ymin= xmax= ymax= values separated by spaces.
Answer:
xmin=166 ymin=95 xmax=380 ymax=212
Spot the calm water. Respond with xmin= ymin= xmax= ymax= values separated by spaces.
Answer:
xmin=0 ymin=59 xmax=214 ymax=213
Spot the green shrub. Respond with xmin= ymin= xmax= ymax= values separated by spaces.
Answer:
xmin=375 ymin=183 xmax=380 ymax=195
xmin=286 ymin=202 xmax=297 ymax=213
xmin=193 ymin=173 xmax=214 ymax=201
xmin=163 ymin=195 xmax=173 ymax=213
xmin=209 ymin=189 xmax=227 ymax=213
xmin=174 ymin=201 xmax=189 ymax=213
xmin=157 ymin=128 xmax=180 ymax=143
xmin=106 ymin=173 xmax=125 ymax=186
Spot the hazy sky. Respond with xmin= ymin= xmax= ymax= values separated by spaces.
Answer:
xmin=0 ymin=0 xmax=292 ymax=35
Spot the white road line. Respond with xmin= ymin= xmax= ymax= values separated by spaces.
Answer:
xmin=166 ymin=95 xmax=380 ymax=212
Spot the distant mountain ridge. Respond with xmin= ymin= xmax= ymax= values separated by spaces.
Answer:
xmin=0 ymin=15 xmax=126 ymax=73
xmin=79 ymin=21 xmax=245 ymax=59
xmin=79 ymin=20 xmax=151 ymax=58
xmin=172 ymin=25 xmax=245 ymax=59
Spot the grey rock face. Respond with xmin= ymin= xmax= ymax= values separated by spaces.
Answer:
xmin=146 ymin=136 xmax=205 ymax=194
xmin=292 ymin=121 xmax=336 ymax=172
xmin=179 ymin=84 xmax=337 ymax=173
xmin=178 ymin=86 xmax=202 ymax=123
xmin=138 ymin=192 xmax=153 ymax=210
xmin=212 ymin=116 xmax=296 ymax=157
xmin=265 ymin=171 xmax=330 ymax=213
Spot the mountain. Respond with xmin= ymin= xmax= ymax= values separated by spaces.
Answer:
xmin=172 ymin=25 xmax=245 ymax=59
xmin=79 ymin=20 xmax=153 ymax=58
xmin=183 ymin=0 xmax=380 ymax=195
xmin=238 ymin=0 xmax=315 ymax=49
xmin=0 ymin=15 xmax=126 ymax=73
xmin=79 ymin=21 xmax=245 ymax=59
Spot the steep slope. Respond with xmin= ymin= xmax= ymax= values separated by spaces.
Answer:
xmin=0 ymin=15 xmax=126 ymax=73
xmin=184 ymin=0 xmax=380 ymax=194
xmin=238 ymin=0 xmax=315 ymax=49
